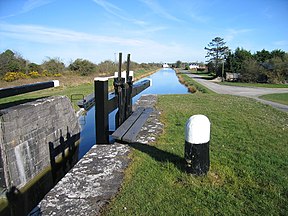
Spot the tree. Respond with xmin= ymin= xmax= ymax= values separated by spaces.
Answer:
xmin=232 ymin=47 xmax=253 ymax=74
xmin=69 ymin=58 xmax=96 ymax=76
xmin=240 ymin=59 xmax=265 ymax=83
xmin=205 ymin=37 xmax=229 ymax=77
xmin=0 ymin=49 xmax=27 ymax=77
xmin=264 ymin=55 xmax=288 ymax=84
xmin=41 ymin=57 xmax=65 ymax=74
xmin=254 ymin=49 xmax=271 ymax=62
xmin=175 ymin=60 xmax=182 ymax=68
xmin=270 ymin=49 xmax=286 ymax=60
xmin=96 ymin=60 xmax=117 ymax=75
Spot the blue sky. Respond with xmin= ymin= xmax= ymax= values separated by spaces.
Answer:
xmin=0 ymin=0 xmax=287 ymax=65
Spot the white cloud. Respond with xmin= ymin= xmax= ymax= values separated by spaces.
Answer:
xmin=273 ymin=40 xmax=288 ymax=46
xmin=140 ymin=0 xmax=183 ymax=22
xmin=22 ymin=0 xmax=54 ymax=12
xmin=225 ymin=28 xmax=253 ymax=42
xmin=0 ymin=22 xmax=145 ymax=46
xmin=0 ymin=22 xmax=203 ymax=63
xmin=92 ymin=0 xmax=147 ymax=26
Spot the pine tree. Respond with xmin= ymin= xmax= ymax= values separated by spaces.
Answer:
xmin=205 ymin=37 xmax=229 ymax=77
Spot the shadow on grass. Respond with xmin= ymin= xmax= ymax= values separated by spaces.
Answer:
xmin=177 ymin=70 xmax=191 ymax=75
xmin=177 ymin=70 xmax=215 ymax=80
xmin=129 ymin=142 xmax=186 ymax=172
xmin=196 ymin=76 xmax=215 ymax=80
xmin=0 ymin=97 xmax=47 ymax=110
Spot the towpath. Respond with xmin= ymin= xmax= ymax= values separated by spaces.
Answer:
xmin=186 ymin=73 xmax=288 ymax=112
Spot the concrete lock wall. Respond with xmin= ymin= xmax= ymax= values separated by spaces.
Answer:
xmin=0 ymin=96 xmax=80 ymax=190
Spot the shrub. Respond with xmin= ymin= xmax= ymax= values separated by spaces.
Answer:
xmin=69 ymin=59 xmax=96 ymax=76
xmin=42 ymin=70 xmax=53 ymax=77
xmin=28 ymin=71 xmax=41 ymax=78
xmin=3 ymin=72 xmax=28 ymax=82
xmin=53 ymin=73 xmax=62 ymax=77
xmin=42 ymin=57 xmax=65 ymax=74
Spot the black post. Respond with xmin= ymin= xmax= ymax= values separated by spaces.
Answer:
xmin=95 ymin=78 xmax=109 ymax=144
xmin=184 ymin=115 xmax=211 ymax=175
xmin=114 ymin=53 xmax=126 ymax=127
xmin=125 ymin=54 xmax=133 ymax=118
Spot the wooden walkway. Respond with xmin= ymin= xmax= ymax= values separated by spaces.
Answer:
xmin=112 ymin=107 xmax=153 ymax=143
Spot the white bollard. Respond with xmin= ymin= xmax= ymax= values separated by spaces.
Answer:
xmin=184 ymin=115 xmax=211 ymax=175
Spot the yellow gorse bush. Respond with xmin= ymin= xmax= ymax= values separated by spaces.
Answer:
xmin=2 ymin=71 xmax=62 ymax=82
xmin=3 ymin=72 xmax=29 ymax=82
xmin=28 ymin=71 xmax=41 ymax=78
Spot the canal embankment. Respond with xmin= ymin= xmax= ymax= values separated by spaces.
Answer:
xmin=38 ymin=94 xmax=164 ymax=215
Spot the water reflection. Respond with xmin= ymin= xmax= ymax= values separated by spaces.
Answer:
xmin=78 ymin=68 xmax=188 ymax=158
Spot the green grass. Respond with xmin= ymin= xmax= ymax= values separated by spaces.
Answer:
xmin=260 ymin=93 xmax=288 ymax=105
xmin=104 ymin=94 xmax=288 ymax=216
xmin=220 ymin=82 xmax=288 ymax=88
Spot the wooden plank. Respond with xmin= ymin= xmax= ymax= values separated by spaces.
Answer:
xmin=112 ymin=107 xmax=145 ymax=140
xmin=0 ymin=80 xmax=59 ymax=99
xmin=122 ymin=107 xmax=153 ymax=143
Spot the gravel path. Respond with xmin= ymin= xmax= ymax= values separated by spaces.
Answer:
xmin=186 ymin=73 xmax=288 ymax=112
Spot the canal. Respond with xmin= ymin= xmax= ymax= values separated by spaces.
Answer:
xmin=1 ymin=68 xmax=189 ymax=216
xmin=78 ymin=68 xmax=188 ymax=158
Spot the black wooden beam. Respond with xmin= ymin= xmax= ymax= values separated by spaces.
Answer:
xmin=0 ymin=80 xmax=59 ymax=99
xmin=78 ymin=79 xmax=151 ymax=111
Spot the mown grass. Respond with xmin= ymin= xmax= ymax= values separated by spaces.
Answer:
xmin=259 ymin=93 xmax=288 ymax=105
xmin=220 ymin=81 xmax=288 ymax=88
xmin=104 ymin=94 xmax=288 ymax=215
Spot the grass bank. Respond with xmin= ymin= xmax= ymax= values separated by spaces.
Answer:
xmin=175 ymin=69 xmax=214 ymax=94
xmin=259 ymin=93 xmax=288 ymax=105
xmin=0 ymin=68 xmax=159 ymax=111
xmin=104 ymin=93 xmax=288 ymax=215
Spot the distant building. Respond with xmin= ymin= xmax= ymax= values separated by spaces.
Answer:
xmin=162 ymin=63 xmax=169 ymax=68
xmin=189 ymin=64 xmax=199 ymax=70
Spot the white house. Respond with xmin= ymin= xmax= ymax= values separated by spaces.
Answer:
xmin=162 ymin=63 xmax=169 ymax=68
xmin=189 ymin=64 xmax=199 ymax=70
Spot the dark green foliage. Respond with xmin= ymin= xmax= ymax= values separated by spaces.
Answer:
xmin=69 ymin=58 xmax=96 ymax=76
xmin=255 ymin=49 xmax=271 ymax=62
xmin=0 ymin=50 xmax=27 ymax=77
xmin=95 ymin=60 xmax=117 ymax=76
xmin=41 ymin=57 xmax=65 ymax=74
xmin=240 ymin=58 xmax=266 ymax=83
xmin=175 ymin=60 xmax=182 ymax=68
xmin=226 ymin=47 xmax=288 ymax=84
xmin=28 ymin=63 xmax=42 ymax=72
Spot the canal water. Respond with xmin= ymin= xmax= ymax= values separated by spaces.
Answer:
xmin=78 ymin=68 xmax=188 ymax=158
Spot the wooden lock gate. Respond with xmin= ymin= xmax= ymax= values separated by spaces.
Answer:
xmin=78 ymin=53 xmax=151 ymax=144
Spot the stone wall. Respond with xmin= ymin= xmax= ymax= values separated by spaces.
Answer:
xmin=0 ymin=96 xmax=80 ymax=190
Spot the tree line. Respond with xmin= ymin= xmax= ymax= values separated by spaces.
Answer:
xmin=0 ymin=49 xmax=160 ymax=82
xmin=205 ymin=37 xmax=288 ymax=84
